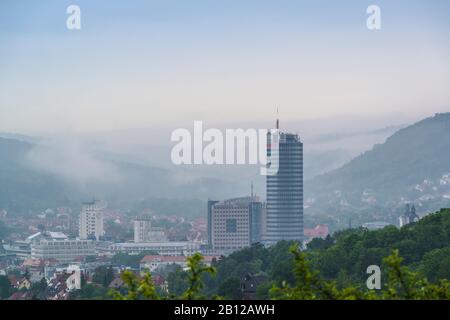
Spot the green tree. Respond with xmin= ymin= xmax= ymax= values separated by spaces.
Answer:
xmin=71 ymin=284 xmax=109 ymax=300
xmin=0 ymin=275 xmax=13 ymax=299
xmin=271 ymin=245 xmax=450 ymax=300
xmin=382 ymin=249 xmax=450 ymax=300
xmin=167 ymin=265 xmax=188 ymax=297
xmin=112 ymin=253 xmax=216 ymax=300
xmin=418 ymin=247 xmax=450 ymax=282
xmin=110 ymin=271 xmax=160 ymax=300
xmin=92 ymin=266 xmax=114 ymax=287
xmin=218 ymin=277 xmax=241 ymax=300
xmin=182 ymin=253 xmax=216 ymax=300
xmin=30 ymin=277 xmax=48 ymax=300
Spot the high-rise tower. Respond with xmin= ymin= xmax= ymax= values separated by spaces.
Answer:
xmin=264 ymin=119 xmax=303 ymax=244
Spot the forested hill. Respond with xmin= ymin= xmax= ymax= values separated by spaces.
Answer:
xmin=0 ymin=136 xmax=237 ymax=215
xmin=195 ymin=208 xmax=450 ymax=299
xmin=0 ymin=138 xmax=73 ymax=212
xmin=306 ymin=113 xmax=450 ymax=225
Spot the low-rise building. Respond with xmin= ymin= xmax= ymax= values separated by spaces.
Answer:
xmin=31 ymin=239 xmax=95 ymax=264
xmin=140 ymin=255 xmax=187 ymax=273
xmin=2 ymin=241 xmax=31 ymax=260
xmin=109 ymin=241 xmax=200 ymax=256
xmin=362 ymin=221 xmax=392 ymax=231
xmin=21 ymin=258 xmax=45 ymax=283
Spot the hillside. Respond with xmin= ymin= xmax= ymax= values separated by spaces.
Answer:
xmin=0 ymin=138 xmax=74 ymax=212
xmin=0 ymin=137 xmax=240 ymax=215
xmin=306 ymin=113 xmax=450 ymax=228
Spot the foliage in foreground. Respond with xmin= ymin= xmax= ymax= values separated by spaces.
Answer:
xmin=110 ymin=247 xmax=450 ymax=300
xmin=270 ymin=246 xmax=450 ymax=300
xmin=110 ymin=252 xmax=216 ymax=300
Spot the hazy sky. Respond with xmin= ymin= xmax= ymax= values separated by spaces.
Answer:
xmin=1 ymin=0 xmax=450 ymax=134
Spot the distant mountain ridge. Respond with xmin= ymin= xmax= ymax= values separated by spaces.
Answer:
xmin=0 ymin=137 xmax=243 ymax=215
xmin=0 ymin=137 xmax=74 ymax=212
xmin=306 ymin=113 xmax=450 ymax=228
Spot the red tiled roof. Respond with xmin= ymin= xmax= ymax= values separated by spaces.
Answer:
xmin=22 ymin=258 xmax=44 ymax=268
xmin=152 ymin=274 xmax=166 ymax=286
xmin=202 ymin=256 xmax=220 ymax=263
xmin=304 ymin=225 xmax=329 ymax=238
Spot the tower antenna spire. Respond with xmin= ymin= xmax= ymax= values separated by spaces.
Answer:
xmin=276 ymin=107 xmax=279 ymax=130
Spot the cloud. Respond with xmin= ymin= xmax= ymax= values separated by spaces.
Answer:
xmin=24 ymin=135 xmax=122 ymax=188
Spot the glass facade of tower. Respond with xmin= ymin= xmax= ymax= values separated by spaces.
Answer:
xmin=249 ymin=201 xmax=263 ymax=244
xmin=265 ymin=132 xmax=303 ymax=244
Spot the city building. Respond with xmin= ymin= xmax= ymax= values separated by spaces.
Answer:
xmin=134 ymin=216 xmax=152 ymax=243
xmin=140 ymin=255 xmax=187 ymax=273
xmin=2 ymin=240 xmax=31 ymax=260
xmin=399 ymin=204 xmax=420 ymax=227
xmin=264 ymin=119 xmax=304 ymax=245
xmin=3 ymin=231 xmax=69 ymax=260
xmin=208 ymin=196 xmax=265 ymax=255
xmin=79 ymin=200 xmax=104 ymax=241
xmin=21 ymin=258 xmax=45 ymax=283
xmin=31 ymin=238 xmax=95 ymax=264
xmin=134 ymin=216 xmax=167 ymax=243
xmin=46 ymin=274 xmax=72 ymax=300
xmin=362 ymin=221 xmax=392 ymax=231
xmin=109 ymin=241 xmax=200 ymax=256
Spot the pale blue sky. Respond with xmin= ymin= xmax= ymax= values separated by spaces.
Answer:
xmin=1 ymin=0 xmax=450 ymax=133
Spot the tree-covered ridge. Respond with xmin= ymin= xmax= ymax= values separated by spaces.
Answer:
xmin=306 ymin=113 xmax=450 ymax=228
xmin=111 ymin=208 xmax=450 ymax=300
xmin=0 ymin=138 xmax=73 ymax=212
xmin=309 ymin=113 xmax=450 ymax=198
xmin=307 ymin=207 xmax=450 ymax=282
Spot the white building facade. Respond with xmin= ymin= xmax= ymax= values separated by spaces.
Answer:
xmin=31 ymin=239 xmax=95 ymax=263
xmin=134 ymin=216 xmax=152 ymax=243
xmin=109 ymin=242 xmax=200 ymax=256
xmin=79 ymin=200 xmax=104 ymax=241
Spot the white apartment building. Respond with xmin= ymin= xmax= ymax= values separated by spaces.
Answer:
xmin=79 ymin=200 xmax=104 ymax=241
xmin=134 ymin=216 xmax=152 ymax=243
